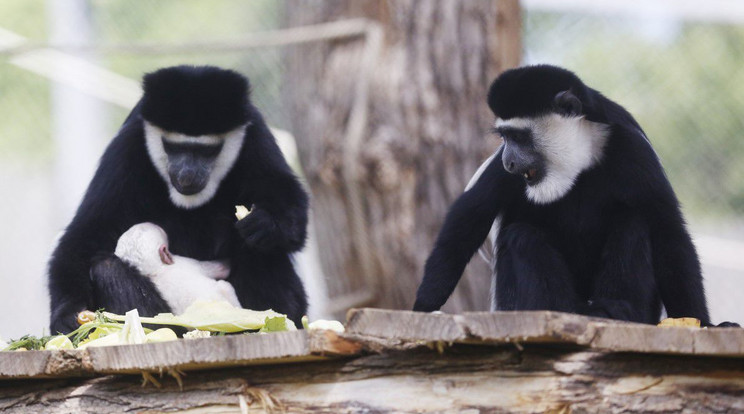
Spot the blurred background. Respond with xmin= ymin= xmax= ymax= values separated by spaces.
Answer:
xmin=1 ymin=0 xmax=743 ymax=339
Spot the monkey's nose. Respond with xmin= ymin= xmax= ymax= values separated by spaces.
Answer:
xmin=505 ymin=161 xmax=516 ymax=174
xmin=177 ymin=170 xmax=196 ymax=187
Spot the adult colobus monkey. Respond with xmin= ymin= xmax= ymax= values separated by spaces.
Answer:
xmin=414 ymin=64 xmax=734 ymax=326
xmin=48 ymin=66 xmax=308 ymax=333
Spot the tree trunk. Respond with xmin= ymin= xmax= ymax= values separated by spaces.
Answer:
xmin=284 ymin=0 xmax=521 ymax=315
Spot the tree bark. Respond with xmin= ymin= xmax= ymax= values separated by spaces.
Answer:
xmin=284 ymin=0 xmax=522 ymax=315
xmin=4 ymin=348 xmax=744 ymax=413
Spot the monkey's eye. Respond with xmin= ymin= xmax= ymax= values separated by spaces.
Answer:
xmin=199 ymin=144 xmax=223 ymax=158
xmin=496 ymin=126 xmax=531 ymax=145
xmin=491 ymin=127 xmax=505 ymax=140
xmin=161 ymin=138 xmax=223 ymax=158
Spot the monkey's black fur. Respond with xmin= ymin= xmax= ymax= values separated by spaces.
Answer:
xmin=414 ymin=65 xmax=722 ymax=326
xmin=48 ymin=66 xmax=308 ymax=334
xmin=141 ymin=66 xmax=250 ymax=136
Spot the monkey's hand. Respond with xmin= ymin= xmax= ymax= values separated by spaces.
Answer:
xmin=235 ymin=206 xmax=284 ymax=252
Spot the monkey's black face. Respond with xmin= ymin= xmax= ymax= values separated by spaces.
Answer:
xmin=162 ymin=139 xmax=223 ymax=195
xmin=144 ymin=121 xmax=246 ymax=209
xmin=497 ymin=126 xmax=545 ymax=186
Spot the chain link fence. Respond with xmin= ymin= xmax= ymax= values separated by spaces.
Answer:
xmin=0 ymin=1 xmax=742 ymax=338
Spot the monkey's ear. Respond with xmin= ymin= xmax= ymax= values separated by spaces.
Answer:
xmin=553 ymin=90 xmax=582 ymax=117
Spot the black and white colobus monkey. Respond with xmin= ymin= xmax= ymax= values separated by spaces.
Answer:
xmin=48 ymin=66 xmax=309 ymax=333
xmin=414 ymin=64 xmax=726 ymax=326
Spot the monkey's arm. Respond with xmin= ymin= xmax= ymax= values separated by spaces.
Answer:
xmin=414 ymin=150 xmax=518 ymax=312
xmin=584 ymin=211 xmax=658 ymax=323
xmin=612 ymin=127 xmax=711 ymax=325
xmin=50 ymin=221 xmax=173 ymax=334
xmin=228 ymin=246 xmax=308 ymax=325
xmin=647 ymin=198 xmax=711 ymax=324
xmin=234 ymin=116 xmax=309 ymax=253
xmin=89 ymin=254 xmax=171 ymax=316
xmin=49 ymin=115 xmax=173 ymax=334
xmin=649 ymin=217 xmax=738 ymax=326
xmin=235 ymin=172 xmax=308 ymax=253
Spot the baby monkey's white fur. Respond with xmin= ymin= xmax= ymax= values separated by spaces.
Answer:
xmin=115 ymin=222 xmax=240 ymax=314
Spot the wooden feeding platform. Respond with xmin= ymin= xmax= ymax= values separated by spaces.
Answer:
xmin=1 ymin=309 xmax=744 ymax=413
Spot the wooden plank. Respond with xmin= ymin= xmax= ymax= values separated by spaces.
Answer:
xmin=458 ymin=311 xmax=600 ymax=344
xmin=345 ymin=309 xmax=604 ymax=346
xmin=345 ymin=309 xmax=744 ymax=357
xmin=0 ymin=349 xmax=51 ymax=378
xmin=87 ymin=330 xmax=315 ymax=374
xmin=0 ymin=330 xmax=346 ymax=380
xmin=691 ymin=326 xmax=744 ymax=355
xmin=589 ymin=323 xmax=744 ymax=357
xmin=3 ymin=310 xmax=744 ymax=381
xmin=344 ymin=308 xmax=467 ymax=342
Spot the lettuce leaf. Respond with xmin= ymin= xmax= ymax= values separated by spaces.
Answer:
xmin=104 ymin=300 xmax=288 ymax=333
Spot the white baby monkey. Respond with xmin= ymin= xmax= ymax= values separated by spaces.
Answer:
xmin=115 ymin=222 xmax=241 ymax=314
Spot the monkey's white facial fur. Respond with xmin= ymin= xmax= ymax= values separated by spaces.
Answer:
xmin=115 ymin=222 xmax=170 ymax=276
xmin=144 ymin=121 xmax=247 ymax=209
xmin=496 ymin=114 xmax=609 ymax=204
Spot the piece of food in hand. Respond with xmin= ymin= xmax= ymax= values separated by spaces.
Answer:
xmin=658 ymin=317 xmax=701 ymax=327
xmin=183 ymin=330 xmax=211 ymax=340
xmin=145 ymin=328 xmax=178 ymax=343
xmin=235 ymin=205 xmax=252 ymax=220
xmin=77 ymin=310 xmax=97 ymax=325
xmin=307 ymin=319 xmax=345 ymax=333
xmin=45 ymin=335 xmax=74 ymax=350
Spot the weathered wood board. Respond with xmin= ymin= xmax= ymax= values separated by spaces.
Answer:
xmin=1 ymin=309 xmax=743 ymax=380
xmin=2 ymin=310 xmax=744 ymax=413
xmin=0 ymin=329 xmax=360 ymax=380
xmin=346 ymin=309 xmax=744 ymax=356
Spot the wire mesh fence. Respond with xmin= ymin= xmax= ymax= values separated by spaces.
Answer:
xmin=0 ymin=1 xmax=742 ymax=338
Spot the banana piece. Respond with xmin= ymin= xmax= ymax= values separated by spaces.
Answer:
xmin=235 ymin=205 xmax=252 ymax=220
xmin=658 ymin=317 xmax=701 ymax=327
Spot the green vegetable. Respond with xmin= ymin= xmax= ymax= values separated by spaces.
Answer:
xmin=3 ymin=335 xmax=53 ymax=351
xmin=259 ymin=316 xmax=291 ymax=333
xmin=118 ymin=309 xmax=147 ymax=345
xmin=76 ymin=333 xmax=120 ymax=349
xmin=105 ymin=300 xmax=289 ymax=333
xmin=68 ymin=310 xmax=122 ymax=347
xmin=45 ymin=335 xmax=74 ymax=350
xmin=145 ymin=328 xmax=178 ymax=343
xmin=2 ymin=302 xmax=292 ymax=352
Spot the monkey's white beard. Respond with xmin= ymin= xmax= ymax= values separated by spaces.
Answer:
xmin=144 ymin=121 xmax=247 ymax=209
xmin=496 ymin=115 xmax=609 ymax=204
